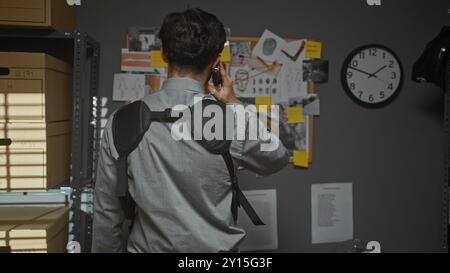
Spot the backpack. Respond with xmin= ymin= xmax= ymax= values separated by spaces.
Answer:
xmin=111 ymin=99 xmax=264 ymax=228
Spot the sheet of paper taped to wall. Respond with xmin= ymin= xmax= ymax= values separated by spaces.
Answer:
xmin=238 ymin=189 xmax=278 ymax=251
xmin=113 ymin=73 xmax=146 ymax=102
xmin=311 ymin=183 xmax=353 ymax=244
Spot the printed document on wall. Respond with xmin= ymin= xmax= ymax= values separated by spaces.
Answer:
xmin=311 ymin=183 xmax=353 ymax=244
xmin=113 ymin=73 xmax=146 ymax=102
xmin=238 ymin=190 xmax=278 ymax=251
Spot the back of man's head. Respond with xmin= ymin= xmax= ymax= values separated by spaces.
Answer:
xmin=158 ymin=8 xmax=226 ymax=74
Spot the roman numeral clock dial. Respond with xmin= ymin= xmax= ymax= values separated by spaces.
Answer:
xmin=341 ymin=45 xmax=403 ymax=107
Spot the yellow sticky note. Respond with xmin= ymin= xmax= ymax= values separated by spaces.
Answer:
xmin=293 ymin=150 xmax=309 ymax=168
xmin=305 ymin=41 xmax=322 ymax=59
xmin=255 ymin=96 xmax=271 ymax=113
xmin=220 ymin=44 xmax=231 ymax=63
xmin=150 ymin=50 xmax=168 ymax=68
xmin=287 ymin=107 xmax=304 ymax=124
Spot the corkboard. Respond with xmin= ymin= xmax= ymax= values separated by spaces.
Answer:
xmin=228 ymin=36 xmax=315 ymax=164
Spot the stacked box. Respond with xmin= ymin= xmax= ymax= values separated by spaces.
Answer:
xmin=0 ymin=0 xmax=75 ymax=31
xmin=0 ymin=206 xmax=68 ymax=253
xmin=0 ymin=52 xmax=71 ymax=192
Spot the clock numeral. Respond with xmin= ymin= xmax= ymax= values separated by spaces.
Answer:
xmin=350 ymin=82 xmax=356 ymax=90
xmin=352 ymin=60 xmax=358 ymax=68
xmin=391 ymin=72 xmax=397 ymax=79
xmin=347 ymin=71 xmax=353 ymax=79
xmin=358 ymin=91 xmax=363 ymax=98
xmin=388 ymin=83 xmax=394 ymax=90
xmin=382 ymin=52 xmax=387 ymax=59
xmin=379 ymin=91 xmax=385 ymax=99
xmin=368 ymin=95 xmax=375 ymax=102
xmin=369 ymin=48 xmax=377 ymax=57
xmin=389 ymin=60 xmax=394 ymax=68
xmin=359 ymin=51 xmax=365 ymax=59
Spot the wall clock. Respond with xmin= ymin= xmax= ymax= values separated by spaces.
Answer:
xmin=341 ymin=44 xmax=403 ymax=107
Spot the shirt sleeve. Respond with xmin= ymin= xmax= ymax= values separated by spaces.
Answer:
xmin=92 ymin=117 xmax=126 ymax=253
xmin=229 ymin=105 xmax=291 ymax=176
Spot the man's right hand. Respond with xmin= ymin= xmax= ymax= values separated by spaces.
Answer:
xmin=208 ymin=62 xmax=242 ymax=105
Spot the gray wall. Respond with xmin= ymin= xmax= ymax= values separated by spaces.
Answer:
xmin=76 ymin=0 xmax=450 ymax=252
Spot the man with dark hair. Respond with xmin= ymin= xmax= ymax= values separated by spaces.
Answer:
xmin=92 ymin=8 xmax=289 ymax=253
xmin=158 ymin=8 xmax=226 ymax=73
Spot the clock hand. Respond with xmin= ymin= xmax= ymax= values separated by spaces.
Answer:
xmin=348 ymin=66 xmax=373 ymax=77
xmin=348 ymin=66 xmax=389 ymax=85
xmin=368 ymin=65 xmax=387 ymax=79
xmin=374 ymin=77 xmax=389 ymax=85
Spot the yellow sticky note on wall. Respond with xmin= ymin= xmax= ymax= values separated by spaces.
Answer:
xmin=255 ymin=96 xmax=271 ymax=112
xmin=305 ymin=41 xmax=322 ymax=59
xmin=287 ymin=107 xmax=304 ymax=124
xmin=151 ymin=50 xmax=168 ymax=68
xmin=220 ymin=44 xmax=231 ymax=63
xmin=293 ymin=150 xmax=309 ymax=168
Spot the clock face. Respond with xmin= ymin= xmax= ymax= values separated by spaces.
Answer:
xmin=341 ymin=45 xmax=403 ymax=107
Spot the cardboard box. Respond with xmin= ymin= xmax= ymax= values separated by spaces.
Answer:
xmin=0 ymin=121 xmax=71 ymax=192
xmin=0 ymin=52 xmax=72 ymax=123
xmin=0 ymin=206 xmax=68 ymax=253
xmin=0 ymin=0 xmax=75 ymax=31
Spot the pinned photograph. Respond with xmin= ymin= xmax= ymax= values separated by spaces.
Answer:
xmin=230 ymin=42 xmax=253 ymax=66
xmin=144 ymin=68 xmax=167 ymax=93
xmin=303 ymin=59 xmax=329 ymax=83
xmin=252 ymin=30 xmax=286 ymax=64
xmin=128 ymin=27 xmax=162 ymax=52
xmin=303 ymin=94 xmax=320 ymax=116
xmin=278 ymin=105 xmax=309 ymax=153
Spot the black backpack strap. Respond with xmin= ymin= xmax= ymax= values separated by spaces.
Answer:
xmin=116 ymin=156 xmax=135 ymax=221
xmin=112 ymin=99 xmax=264 ymax=227
xmin=222 ymin=152 xmax=265 ymax=226
xmin=150 ymin=108 xmax=180 ymax=123
xmin=112 ymin=101 xmax=178 ymax=225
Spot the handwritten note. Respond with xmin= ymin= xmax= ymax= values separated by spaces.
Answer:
xmin=255 ymin=96 xmax=271 ymax=113
xmin=220 ymin=43 xmax=231 ymax=63
xmin=305 ymin=41 xmax=322 ymax=59
xmin=293 ymin=150 xmax=309 ymax=168
xmin=287 ymin=107 xmax=304 ymax=124
xmin=150 ymin=50 xmax=168 ymax=68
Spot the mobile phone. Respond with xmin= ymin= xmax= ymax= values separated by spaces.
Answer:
xmin=211 ymin=63 xmax=223 ymax=89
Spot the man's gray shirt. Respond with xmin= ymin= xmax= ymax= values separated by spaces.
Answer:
xmin=92 ymin=78 xmax=290 ymax=253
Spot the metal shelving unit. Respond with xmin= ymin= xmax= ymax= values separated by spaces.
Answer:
xmin=0 ymin=29 xmax=101 ymax=253
xmin=444 ymin=52 xmax=450 ymax=252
